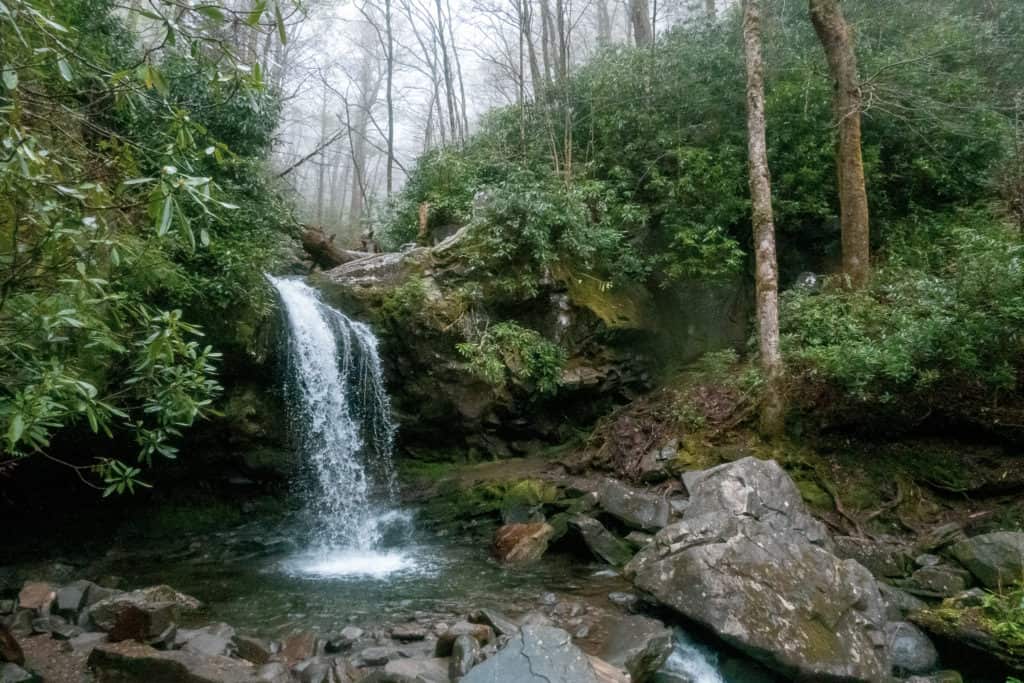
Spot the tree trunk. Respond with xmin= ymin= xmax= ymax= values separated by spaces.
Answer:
xmin=706 ymin=0 xmax=716 ymax=19
xmin=435 ymin=0 xmax=459 ymax=143
xmin=597 ymin=0 xmax=611 ymax=44
xmin=385 ymin=0 xmax=395 ymax=196
xmin=742 ymin=0 xmax=785 ymax=437
xmin=809 ymin=0 xmax=870 ymax=288
xmin=630 ymin=0 xmax=652 ymax=47
xmin=301 ymin=227 xmax=371 ymax=269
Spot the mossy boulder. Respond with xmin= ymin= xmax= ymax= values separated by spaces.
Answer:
xmin=625 ymin=458 xmax=888 ymax=681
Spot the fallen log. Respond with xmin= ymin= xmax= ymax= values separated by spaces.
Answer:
xmin=300 ymin=227 xmax=371 ymax=269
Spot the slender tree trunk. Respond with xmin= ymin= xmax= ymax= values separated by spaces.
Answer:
xmin=706 ymin=0 xmax=716 ymax=19
xmin=539 ymin=0 xmax=555 ymax=84
xmin=630 ymin=0 xmax=652 ymax=47
xmin=445 ymin=0 xmax=470 ymax=139
xmin=315 ymin=83 xmax=329 ymax=225
xmin=597 ymin=0 xmax=611 ymax=44
xmin=742 ymin=0 xmax=785 ymax=437
xmin=435 ymin=0 xmax=459 ymax=143
xmin=385 ymin=0 xmax=395 ymax=196
xmin=809 ymin=0 xmax=870 ymax=288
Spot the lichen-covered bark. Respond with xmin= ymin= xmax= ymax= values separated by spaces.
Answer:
xmin=742 ymin=0 xmax=785 ymax=436
xmin=810 ymin=0 xmax=870 ymax=289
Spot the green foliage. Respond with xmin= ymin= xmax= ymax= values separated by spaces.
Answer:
xmin=379 ymin=277 xmax=429 ymax=324
xmin=386 ymin=0 xmax=1013 ymax=290
xmin=0 ymin=0 xmax=295 ymax=491
xmin=782 ymin=210 xmax=1024 ymax=412
xmin=456 ymin=322 xmax=565 ymax=395
xmin=984 ymin=585 xmax=1024 ymax=649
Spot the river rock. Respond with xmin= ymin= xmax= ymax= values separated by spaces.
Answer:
xmin=681 ymin=456 xmax=831 ymax=549
xmin=87 ymin=640 xmax=256 ymax=682
xmin=354 ymin=645 xmax=393 ymax=667
xmin=87 ymin=585 xmax=201 ymax=643
xmin=886 ymin=621 xmax=939 ymax=676
xmin=950 ymin=531 xmax=1024 ymax=589
xmin=0 ymin=664 xmax=37 ymax=683
xmin=255 ymin=661 xmax=292 ymax=683
xmin=233 ymin=634 xmax=274 ymax=665
xmin=598 ymin=480 xmax=670 ymax=531
xmin=282 ymin=631 xmax=320 ymax=663
xmin=626 ymin=458 xmax=888 ymax=681
xmin=180 ymin=623 xmax=237 ymax=657
xmin=54 ymin=580 xmax=91 ymax=619
xmin=3 ymin=612 xmax=31 ymax=638
xmin=905 ymin=672 xmax=963 ymax=683
xmin=64 ymin=632 xmax=107 ymax=654
xmin=369 ymin=657 xmax=447 ymax=683
xmin=905 ymin=564 xmax=971 ymax=598
xmin=468 ymin=608 xmax=518 ymax=638
xmin=434 ymin=621 xmax=493 ymax=657
xmin=16 ymin=583 xmax=55 ymax=613
xmin=598 ymin=615 xmax=672 ymax=683
xmin=568 ymin=516 xmax=634 ymax=567
xmin=450 ymin=634 xmax=479 ymax=679
xmin=391 ymin=623 xmax=428 ymax=642
xmin=0 ymin=625 xmax=23 ymax=665
xmin=461 ymin=625 xmax=605 ymax=683
xmin=834 ymin=536 xmax=915 ymax=578
xmin=492 ymin=523 xmax=555 ymax=564
xmin=879 ymin=583 xmax=927 ymax=621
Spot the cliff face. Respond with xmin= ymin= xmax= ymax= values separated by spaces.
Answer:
xmin=313 ymin=227 xmax=749 ymax=458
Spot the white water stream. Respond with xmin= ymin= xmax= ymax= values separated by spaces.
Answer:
xmin=269 ymin=276 xmax=414 ymax=577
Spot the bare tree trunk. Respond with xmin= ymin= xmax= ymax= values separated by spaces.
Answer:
xmin=706 ymin=0 xmax=716 ymax=19
xmin=809 ymin=0 xmax=870 ymax=288
xmin=385 ymin=0 xmax=395 ymax=196
xmin=315 ymin=82 xmax=329 ymax=225
xmin=630 ymin=0 xmax=652 ymax=46
xmin=539 ymin=0 xmax=555 ymax=84
xmin=597 ymin=0 xmax=612 ymax=44
xmin=742 ymin=0 xmax=785 ymax=437
xmin=524 ymin=1 xmax=543 ymax=98
xmin=435 ymin=0 xmax=460 ymax=143
xmin=446 ymin=0 xmax=470 ymax=140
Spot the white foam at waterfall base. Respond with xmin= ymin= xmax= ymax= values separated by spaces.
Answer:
xmin=656 ymin=629 xmax=726 ymax=683
xmin=288 ymin=549 xmax=419 ymax=578
xmin=269 ymin=275 xmax=406 ymax=578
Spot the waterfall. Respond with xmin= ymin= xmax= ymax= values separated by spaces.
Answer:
xmin=269 ymin=276 xmax=403 ymax=566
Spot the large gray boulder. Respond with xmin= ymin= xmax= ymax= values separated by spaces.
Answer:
xmin=950 ymin=531 xmax=1024 ymax=589
xmin=598 ymin=615 xmax=672 ymax=683
xmin=626 ymin=458 xmax=888 ymax=682
xmin=682 ymin=457 xmax=831 ymax=549
xmin=461 ymin=625 xmax=606 ymax=683
xmin=598 ymin=480 xmax=670 ymax=532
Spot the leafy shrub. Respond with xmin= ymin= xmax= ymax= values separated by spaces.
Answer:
xmin=781 ymin=210 xmax=1024 ymax=412
xmin=456 ymin=322 xmax=565 ymax=395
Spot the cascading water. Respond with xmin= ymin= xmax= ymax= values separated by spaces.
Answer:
xmin=269 ymin=275 xmax=413 ymax=577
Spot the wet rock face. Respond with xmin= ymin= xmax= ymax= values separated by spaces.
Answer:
xmin=626 ymin=457 xmax=889 ymax=682
xmin=597 ymin=480 xmax=670 ymax=532
xmin=598 ymin=615 xmax=672 ymax=683
xmin=950 ymin=531 xmax=1024 ymax=589
xmin=314 ymin=236 xmax=651 ymax=455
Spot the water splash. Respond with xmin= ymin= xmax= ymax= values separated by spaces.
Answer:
xmin=655 ymin=629 xmax=726 ymax=683
xmin=269 ymin=276 xmax=399 ymax=558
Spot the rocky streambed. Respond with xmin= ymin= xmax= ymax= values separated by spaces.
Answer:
xmin=3 ymin=456 xmax=1024 ymax=682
